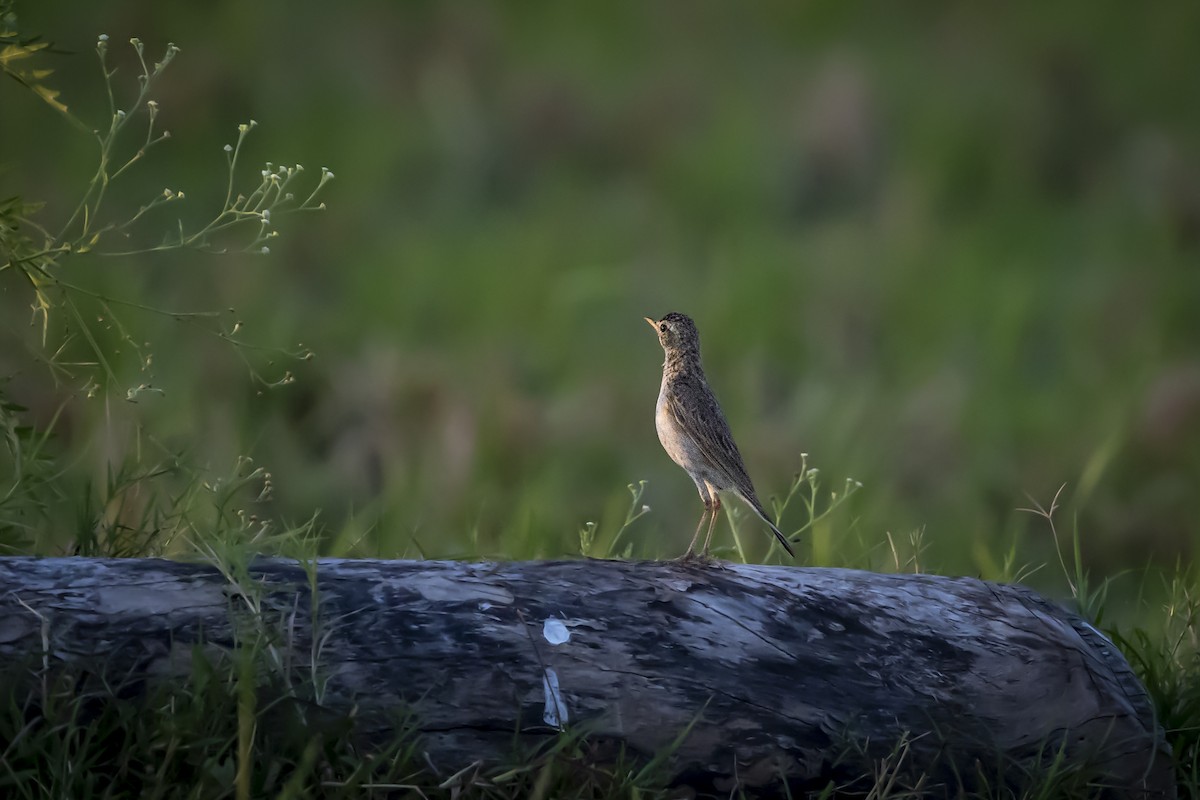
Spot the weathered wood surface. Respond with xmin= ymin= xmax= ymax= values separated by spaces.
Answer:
xmin=0 ymin=557 xmax=1173 ymax=797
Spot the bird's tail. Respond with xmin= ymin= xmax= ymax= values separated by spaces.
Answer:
xmin=737 ymin=491 xmax=795 ymax=558
xmin=765 ymin=518 xmax=795 ymax=558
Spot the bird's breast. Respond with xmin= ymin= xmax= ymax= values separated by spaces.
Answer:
xmin=654 ymin=387 xmax=691 ymax=469
xmin=654 ymin=388 xmax=669 ymax=436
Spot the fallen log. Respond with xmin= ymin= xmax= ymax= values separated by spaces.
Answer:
xmin=0 ymin=557 xmax=1173 ymax=797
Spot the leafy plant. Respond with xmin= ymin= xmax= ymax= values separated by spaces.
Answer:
xmin=2 ymin=13 xmax=331 ymax=391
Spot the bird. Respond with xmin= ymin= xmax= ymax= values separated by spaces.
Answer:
xmin=645 ymin=312 xmax=794 ymax=560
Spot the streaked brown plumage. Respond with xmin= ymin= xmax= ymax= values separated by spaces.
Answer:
xmin=645 ymin=312 xmax=794 ymax=559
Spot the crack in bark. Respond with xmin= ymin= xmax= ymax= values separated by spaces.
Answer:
xmin=687 ymin=596 xmax=798 ymax=663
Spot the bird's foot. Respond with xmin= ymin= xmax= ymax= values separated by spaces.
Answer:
xmin=673 ymin=551 xmax=725 ymax=568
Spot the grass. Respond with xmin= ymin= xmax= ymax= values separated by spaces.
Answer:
xmin=2 ymin=2 xmax=1199 ymax=797
xmin=4 ymin=4 xmax=1198 ymax=575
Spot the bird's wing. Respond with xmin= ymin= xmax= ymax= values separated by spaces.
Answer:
xmin=666 ymin=378 xmax=795 ymax=557
xmin=665 ymin=376 xmax=762 ymax=509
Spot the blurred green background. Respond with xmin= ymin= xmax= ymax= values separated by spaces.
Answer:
xmin=3 ymin=2 xmax=1199 ymax=587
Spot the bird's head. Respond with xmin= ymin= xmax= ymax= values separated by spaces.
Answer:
xmin=645 ymin=312 xmax=700 ymax=357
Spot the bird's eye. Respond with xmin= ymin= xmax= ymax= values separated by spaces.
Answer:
xmin=659 ymin=323 xmax=668 ymax=332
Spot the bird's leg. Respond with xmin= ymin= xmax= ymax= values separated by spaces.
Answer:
xmin=678 ymin=497 xmax=711 ymax=560
xmin=700 ymin=494 xmax=721 ymax=557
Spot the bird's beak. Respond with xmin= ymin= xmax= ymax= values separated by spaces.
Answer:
xmin=644 ymin=317 xmax=658 ymax=330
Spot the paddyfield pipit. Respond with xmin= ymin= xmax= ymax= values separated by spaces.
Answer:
xmin=645 ymin=312 xmax=794 ymax=559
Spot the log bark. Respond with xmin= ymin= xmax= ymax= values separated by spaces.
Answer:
xmin=0 ymin=557 xmax=1173 ymax=797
